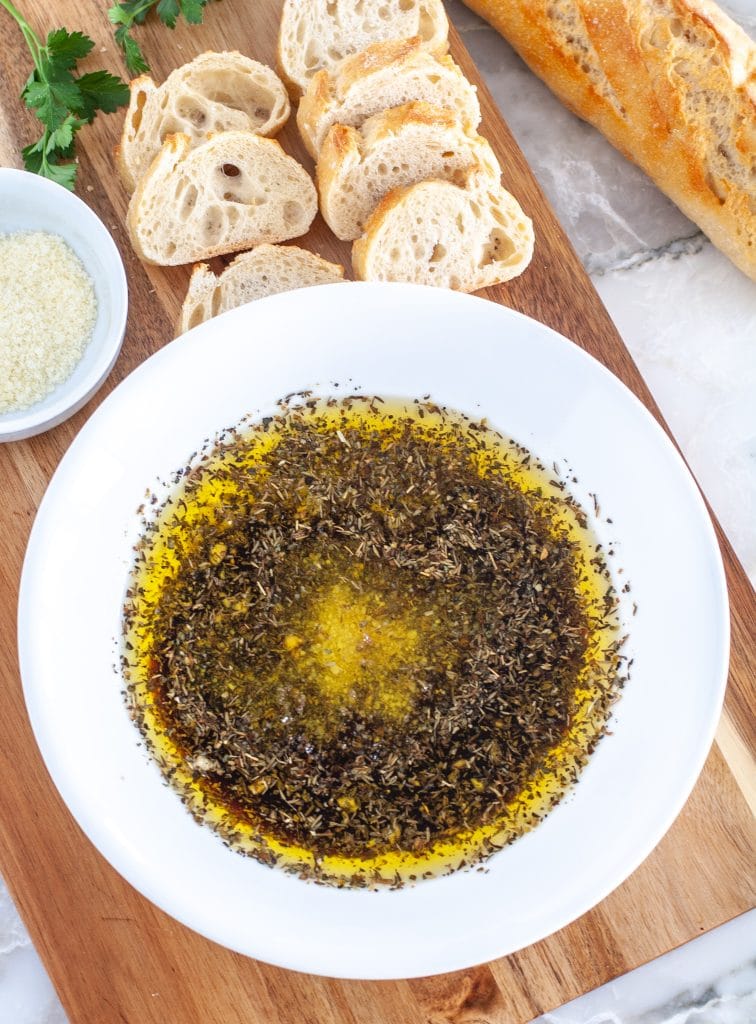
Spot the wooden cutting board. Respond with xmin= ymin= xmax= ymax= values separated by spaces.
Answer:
xmin=0 ymin=2 xmax=753 ymax=1021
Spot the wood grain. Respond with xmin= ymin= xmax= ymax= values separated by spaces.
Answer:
xmin=0 ymin=2 xmax=753 ymax=1022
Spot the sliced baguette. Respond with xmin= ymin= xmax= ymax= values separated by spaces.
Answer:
xmin=117 ymin=52 xmax=290 ymax=192
xmin=318 ymin=102 xmax=501 ymax=240
xmin=127 ymin=132 xmax=317 ymax=266
xmin=462 ymin=0 xmax=755 ymax=280
xmin=297 ymin=37 xmax=481 ymax=158
xmin=277 ymin=0 xmax=449 ymax=98
xmin=177 ymin=244 xmax=345 ymax=334
xmin=352 ymin=170 xmax=534 ymax=290
xmin=117 ymin=77 xmax=159 ymax=193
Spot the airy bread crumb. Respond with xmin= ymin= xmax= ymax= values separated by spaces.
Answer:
xmin=352 ymin=172 xmax=534 ymax=290
xmin=318 ymin=102 xmax=500 ymax=240
xmin=297 ymin=37 xmax=481 ymax=158
xmin=116 ymin=52 xmax=291 ymax=193
xmin=277 ymin=0 xmax=449 ymax=97
xmin=126 ymin=131 xmax=318 ymax=266
xmin=177 ymin=244 xmax=344 ymax=334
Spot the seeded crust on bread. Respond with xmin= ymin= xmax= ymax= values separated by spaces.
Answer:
xmin=352 ymin=169 xmax=534 ymax=290
xmin=116 ymin=52 xmax=290 ymax=192
xmin=127 ymin=131 xmax=317 ymax=266
xmin=277 ymin=0 xmax=449 ymax=98
xmin=297 ymin=37 xmax=481 ymax=159
xmin=177 ymin=244 xmax=345 ymax=335
xmin=318 ymin=102 xmax=502 ymax=241
xmin=462 ymin=0 xmax=755 ymax=280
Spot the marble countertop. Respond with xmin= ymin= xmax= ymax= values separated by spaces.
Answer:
xmin=1 ymin=2 xmax=754 ymax=1021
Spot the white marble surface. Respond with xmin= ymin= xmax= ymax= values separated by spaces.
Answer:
xmin=1 ymin=2 xmax=754 ymax=1021
xmin=0 ymin=888 xmax=64 ymax=1024
xmin=533 ymin=910 xmax=756 ymax=1024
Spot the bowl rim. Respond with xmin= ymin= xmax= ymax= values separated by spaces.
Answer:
xmin=17 ymin=283 xmax=730 ymax=978
xmin=0 ymin=167 xmax=128 ymax=442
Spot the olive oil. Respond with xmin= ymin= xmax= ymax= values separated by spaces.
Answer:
xmin=123 ymin=396 xmax=625 ymax=887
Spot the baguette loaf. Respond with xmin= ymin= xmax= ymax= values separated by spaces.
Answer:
xmin=318 ymin=102 xmax=501 ymax=240
xmin=278 ymin=0 xmax=449 ymax=98
xmin=178 ymin=245 xmax=344 ymax=334
xmin=297 ymin=37 xmax=481 ymax=158
xmin=462 ymin=0 xmax=755 ymax=280
xmin=352 ymin=170 xmax=534 ymax=290
xmin=117 ymin=52 xmax=290 ymax=192
xmin=127 ymin=132 xmax=317 ymax=266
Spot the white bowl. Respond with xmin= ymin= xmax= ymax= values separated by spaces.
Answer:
xmin=18 ymin=284 xmax=728 ymax=978
xmin=0 ymin=168 xmax=128 ymax=441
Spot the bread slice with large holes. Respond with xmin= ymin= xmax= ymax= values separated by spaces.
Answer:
xmin=318 ymin=102 xmax=500 ymax=240
xmin=116 ymin=52 xmax=290 ymax=192
xmin=297 ymin=37 xmax=481 ymax=158
xmin=177 ymin=244 xmax=345 ymax=334
xmin=277 ymin=0 xmax=449 ymax=98
xmin=127 ymin=131 xmax=318 ymax=266
xmin=352 ymin=170 xmax=534 ymax=290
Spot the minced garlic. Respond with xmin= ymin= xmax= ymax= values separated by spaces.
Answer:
xmin=0 ymin=231 xmax=97 ymax=414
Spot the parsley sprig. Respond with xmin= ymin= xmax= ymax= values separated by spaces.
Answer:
xmin=0 ymin=0 xmax=129 ymax=190
xmin=108 ymin=0 xmax=215 ymax=76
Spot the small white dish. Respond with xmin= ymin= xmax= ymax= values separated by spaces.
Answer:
xmin=0 ymin=168 xmax=128 ymax=442
xmin=18 ymin=284 xmax=728 ymax=978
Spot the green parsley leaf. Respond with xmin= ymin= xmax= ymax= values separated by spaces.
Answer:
xmin=21 ymin=136 xmax=45 ymax=159
xmin=179 ymin=0 xmax=206 ymax=26
xmin=108 ymin=0 xmax=216 ymax=75
xmin=45 ymin=28 xmax=94 ymax=68
xmin=21 ymin=140 xmax=78 ymax=190
xmin=23 ymin=78 xmax=82 ymax=131
xmin=76 ymin=70 xmax=130 ymax=120
xmin=2 ymin=1 xmax=128 ymax=190
xmin=156 ymin=0 xmax=180 ymax=30
xmin=114 ymin=23 xmax=149 ymax=76
xmin=47 ymin=113 xmax=86 ymax=153
xmin=21 ymin=141 xmax=45 ymax=173
xmin=107 ymin=5 xmax=131 ymax=27
xmin=40 ymin=158 xmax=79 ymax=190
xmin=122 ymin=1 xmax=154 ymax=27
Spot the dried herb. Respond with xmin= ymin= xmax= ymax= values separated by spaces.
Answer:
xmin=123 ymin=397 xmax=627 ymax=887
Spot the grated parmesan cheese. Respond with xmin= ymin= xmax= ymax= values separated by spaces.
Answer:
xmin=0 ymin=231 xmax=97 ymax=414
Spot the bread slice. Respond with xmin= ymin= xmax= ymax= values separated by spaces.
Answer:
xmin=352 ymin=170 xmax=534 ymax=290
xmin=297 ymin=37 xmax=481 ymax=158
xmin=127 ymin=132 xmax=318 ymax=266
xmin=177 ymin=244 xmax=345 ymax=334
xmin=277 ymin=0 xmax=449 ymax=98
xmin=462 ymin=0 xmax=755 ymax=280
xmin=116 ymin=52 xmax=290 ymax=192
xmin=318 ymin=102 xmax=501 ymax=240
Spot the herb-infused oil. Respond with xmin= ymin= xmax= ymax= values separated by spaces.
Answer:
xmin=123 ymin=396 xmax=626 ymax=887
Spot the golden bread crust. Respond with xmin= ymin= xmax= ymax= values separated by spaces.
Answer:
xmin=462 ymin=0 xmax=755 ymax=279
xmin=277 ymin=2 xmax=450 ymax=98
